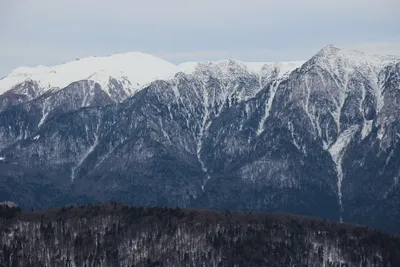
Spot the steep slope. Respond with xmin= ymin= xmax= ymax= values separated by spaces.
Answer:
xmin=273 ymin=45 xmax=400 ymax=229
xmin=341 ymin=61 xmax=400 ymax=232
xmin=1 ymin=204 xmax=399 ymax=267
xmin=0 ymin=80 xmax=114 ymax=151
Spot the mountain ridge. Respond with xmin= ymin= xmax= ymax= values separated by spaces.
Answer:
xmin=0 ymin=53 xmax=306 ymax=101
xmin=2 ymin=44 xmax=398 ymax=105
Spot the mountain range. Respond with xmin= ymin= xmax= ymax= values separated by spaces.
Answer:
xmin=0 ymin=44 xmax=399 ymax=233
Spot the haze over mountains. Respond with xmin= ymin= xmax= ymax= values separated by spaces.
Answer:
xmin=0 ymin=44 xmax=399 ymax=234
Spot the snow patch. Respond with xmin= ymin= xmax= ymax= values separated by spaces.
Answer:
xmin=361 ymin=120 xmax=373 ymax=139
xmin=0 ymin=156 xmax=5 ymax=161
xmin=33 ymin=135 xmax=40 ymax=140
xmin=377 ymin=127 xmax=385 ymax=140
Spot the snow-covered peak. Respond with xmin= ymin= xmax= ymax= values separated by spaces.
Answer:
xmin=302 ymin=45 xmax=400 ymax=102
xmin=311 ymin=44 xmax=400 ymax=75
xmin=2 ymin=54 xmax=305 ymax=103
xmin=0 ymin=52 xmax=178 ymax=97
xmin=260 ymin=61 xmax=305 ymax=81
xmin=178 ymin=59 xmax=304 ymax=80
xmin=179 ymin=60 xmax=251 ymax=78
xmin=2 ymin=45 xmax=397 ymax=103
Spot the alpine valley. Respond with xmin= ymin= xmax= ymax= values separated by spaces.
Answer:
xmin=0 ymin=45 xmax=399 ymax=234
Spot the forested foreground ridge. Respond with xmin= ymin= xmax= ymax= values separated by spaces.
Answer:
xmin=0 ymin=204 xmax=399 ymax=267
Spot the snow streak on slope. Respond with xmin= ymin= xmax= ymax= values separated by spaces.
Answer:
xmin=197 ymin=83 xmax=212 ymax=191
xmin=328 ymin=125 xmax=359 ymax=222
xmin=38 ymin=98 xmax=51 ymax=128
xmin=71 ymin=118 xmax=101 ymax=182
xmin=256 ymin=83 xmax=279 ymax=136
xmin=0 ymin=52 xmax=178 ymax=97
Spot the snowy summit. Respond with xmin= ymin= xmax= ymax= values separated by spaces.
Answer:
xmin=0 ymin=52 xmax=178 ymax=97
xmin=1 ymin=45 xmax=398 ymax=103
xmin=0 ymin=52 xmax=304 ymax=100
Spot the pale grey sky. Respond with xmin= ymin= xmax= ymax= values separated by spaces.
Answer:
xmin=1 ymin=0 xmax=399 ymax=77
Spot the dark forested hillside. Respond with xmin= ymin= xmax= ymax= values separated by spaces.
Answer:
xmin=1 ymin=204 xmax=399 ymax=267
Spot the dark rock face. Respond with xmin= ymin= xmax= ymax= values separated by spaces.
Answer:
xmin=1 ymin=205 xmax=399 ymax=267
xmin=0 ymin=46 xmax=399 ymax=233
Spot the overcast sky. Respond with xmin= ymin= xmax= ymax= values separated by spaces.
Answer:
xmin=1 ymin=0 xmax=399 ymax=77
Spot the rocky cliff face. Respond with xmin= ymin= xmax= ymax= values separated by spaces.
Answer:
xmin=0 ymin=45 xmax=399 ymax=233
xmin=1 ymin=205 xmax=399 ymax=267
